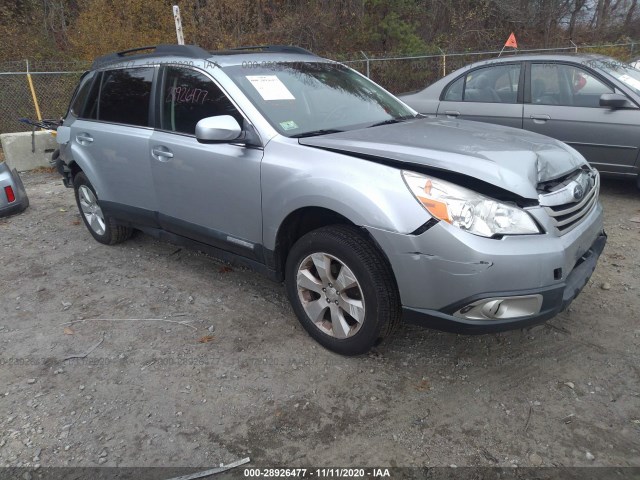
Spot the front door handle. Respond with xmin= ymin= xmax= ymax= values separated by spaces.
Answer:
xmin=151 ymin=146 xmax=174 ymax=161
xmin=530 ymin=114 xmax=550 ymax=123
xmin=445 ymin=110 xmax=460 ymax=118
xmin=76 ymin=133 xmax=93 ymax=145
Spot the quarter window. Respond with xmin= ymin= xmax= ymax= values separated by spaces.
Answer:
xmin=82 ymin=72 xmax=101 ymax=120
xmin=161 ymin=67 xmax=243 ymax=135
xmin=69 ymin=73 xmax=94 ymax=117
xmin=443 ymin=77 xmax=463 ymax=101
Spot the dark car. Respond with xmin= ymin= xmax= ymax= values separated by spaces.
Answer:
xmin=0 ymin=163 xmax=29 ymax=217
xmin=399 ymin=54 xmax=640 ymax=187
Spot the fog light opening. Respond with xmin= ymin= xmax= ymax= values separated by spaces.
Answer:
xmin=454 ymin=295 xmax=543 ymax=321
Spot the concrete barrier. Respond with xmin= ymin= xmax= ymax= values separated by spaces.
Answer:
xmin=0 ymin=131 xmax=57 ymax=172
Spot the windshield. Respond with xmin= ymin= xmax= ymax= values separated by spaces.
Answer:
xmin=223 ymin=62 xmax=416 ymax=137
xmin=588 ymin=59 xmax=640 ymax=96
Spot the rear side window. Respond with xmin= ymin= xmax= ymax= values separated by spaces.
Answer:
xmin=161 ymin=66 xmax=243 ymax=135
xmin=85 ymin=67 xmax=154 ymax=126
xmin=443 ymin=64 xmax=521 ymax=104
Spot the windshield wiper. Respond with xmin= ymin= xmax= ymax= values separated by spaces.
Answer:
xmin=290 ymin=129 xmax=344 ymax=138
xmin=367 ymin=115 xmax=416 ymax=128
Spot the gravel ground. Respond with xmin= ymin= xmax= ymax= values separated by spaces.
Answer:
xmin=0 ymin=170 xmax=639 ymax=469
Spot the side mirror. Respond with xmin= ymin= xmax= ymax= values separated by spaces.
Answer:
xmin=599 ymin=93 xmax=628 ymax=109
xmin=195 ymin=115 xmax=242 ymax=143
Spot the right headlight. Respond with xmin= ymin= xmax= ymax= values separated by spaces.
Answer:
xmin=402 ymin=171 xmax=540 ymax=238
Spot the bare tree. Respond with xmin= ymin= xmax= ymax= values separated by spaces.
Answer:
xmin=624 ymin=0 xmax=638 ymax=28
xmin=569 ymin=0 xmax=588 ymax=38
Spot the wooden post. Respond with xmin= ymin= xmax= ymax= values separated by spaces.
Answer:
xmin=437 ymin=47 xmax=446 ymax=76
xmin=173 ymin=5 xmax=185 ymax=45
xmin=570 ymin=40 xmax=578 ymax=53
xmin=26 ymin=60 xmax=42 ymax=121
xmin=360 ymin=51 xmax=370 ymax=78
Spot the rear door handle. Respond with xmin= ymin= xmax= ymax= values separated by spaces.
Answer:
xmin=530 ymin=114 xmax=550 ymax=123
xmin=151 ymin=146 xmax=174 ymax=161
xmin=444 ymin=110 xmax=460 ymax=118
xmin=75 ymin=133 xmax=93 ymax=145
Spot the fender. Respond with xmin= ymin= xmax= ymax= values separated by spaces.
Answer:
xmin=260 ymin=140 xmax=430 ymax=251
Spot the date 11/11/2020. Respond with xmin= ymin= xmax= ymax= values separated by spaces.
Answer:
xmin=243 ymin=468 xmax=391 ymax=478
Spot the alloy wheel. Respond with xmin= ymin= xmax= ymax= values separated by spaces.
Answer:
xmin=296 ymin=252 xmax=366 ymax=339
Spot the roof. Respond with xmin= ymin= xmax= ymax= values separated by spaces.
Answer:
xmin=466 ymin=52 xmax=610 ymax=66
xmin=90 ymin=44 xmax=320 ymax=70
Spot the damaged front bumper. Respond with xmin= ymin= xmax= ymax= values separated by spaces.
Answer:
xmin=0 ymin=163 xmax=29 ymax=217
xmin=367 ymin=200 xmax=606 ymax=334
xmin=403 ymin=232 xmax=606 ymax=333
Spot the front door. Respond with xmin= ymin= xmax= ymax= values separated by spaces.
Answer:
xmin=149 ymin=66 xmax=264 ymax=260
xmin=523 ymin=62 xmax=640 ymax=175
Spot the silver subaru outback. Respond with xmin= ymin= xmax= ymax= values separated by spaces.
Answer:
xmin=55 ymin=45 xmax=606 ymax=355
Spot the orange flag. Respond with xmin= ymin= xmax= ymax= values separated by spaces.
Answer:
xmin=504 ymin=32 xmax=518 ymax=48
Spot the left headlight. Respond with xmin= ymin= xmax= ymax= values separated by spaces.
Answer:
xmin=402 ymin=171 xmax=540 ymax=238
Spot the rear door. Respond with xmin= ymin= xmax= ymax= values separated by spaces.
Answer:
xmin=436 ymin=62 xmax=524 ymax=128
xmin=148 ymin=66 xmax=264 ymax=260
xmin=69 ymin=66 xmax=158 ymax=224
xmin=523 ymin=62 xmax=640 ymax=175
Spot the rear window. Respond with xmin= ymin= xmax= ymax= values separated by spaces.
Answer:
xmin=82 ymin=67 xmax=154 ymax=127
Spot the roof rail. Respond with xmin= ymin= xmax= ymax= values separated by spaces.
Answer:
xmin=212 ymin=45 xmax=316 ymax=56
xmin=91 ymin=44 xmax=211 ymax=69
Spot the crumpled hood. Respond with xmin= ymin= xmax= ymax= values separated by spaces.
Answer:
xmin=298 ymin=118 xmax=587 ymax=199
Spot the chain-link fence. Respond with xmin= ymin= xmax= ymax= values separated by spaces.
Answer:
xmin=0 ymin=42 xmax=637 ymax=139
xmin=341 ymin=42 xmax=638 ymax=95
xmin=0 ymin=60 xmax=89 ymax=137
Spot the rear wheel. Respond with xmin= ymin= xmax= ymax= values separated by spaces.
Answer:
xmin=73 ymin=172 xmax=132 ymax=245
xmin=285 ymin=225 xmax=401 ymax=355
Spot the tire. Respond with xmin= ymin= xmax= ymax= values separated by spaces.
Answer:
xmin=73 ymin=172 xmax=132 ymax=245
xmin=285 ymin=224 xmax=401 ymax=356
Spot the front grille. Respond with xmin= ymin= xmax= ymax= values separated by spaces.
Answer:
xmin=539 ymin=169 xmax=599 ymax=235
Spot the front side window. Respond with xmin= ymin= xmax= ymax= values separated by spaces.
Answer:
xmin=531 ymin=63 xmax=613 ymax=107
xmin=161 ymin=67 xmax=243 ymax=135
xmin=97 ymin=67 xmax=154 ymax=126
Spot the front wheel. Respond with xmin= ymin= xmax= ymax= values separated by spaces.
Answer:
xmin=73 ymin=172 xmax=132 ymax=245
xmin=285 ymin=225 xmax=401 ymax=355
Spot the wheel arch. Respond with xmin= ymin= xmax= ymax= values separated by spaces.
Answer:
xmin=68 ymin=160 xmax=83 ymax=179
xmin=64 ymin=143 xmax=107 ymax=197
xmin=268 ymin=206 xmax=396 ymax=286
